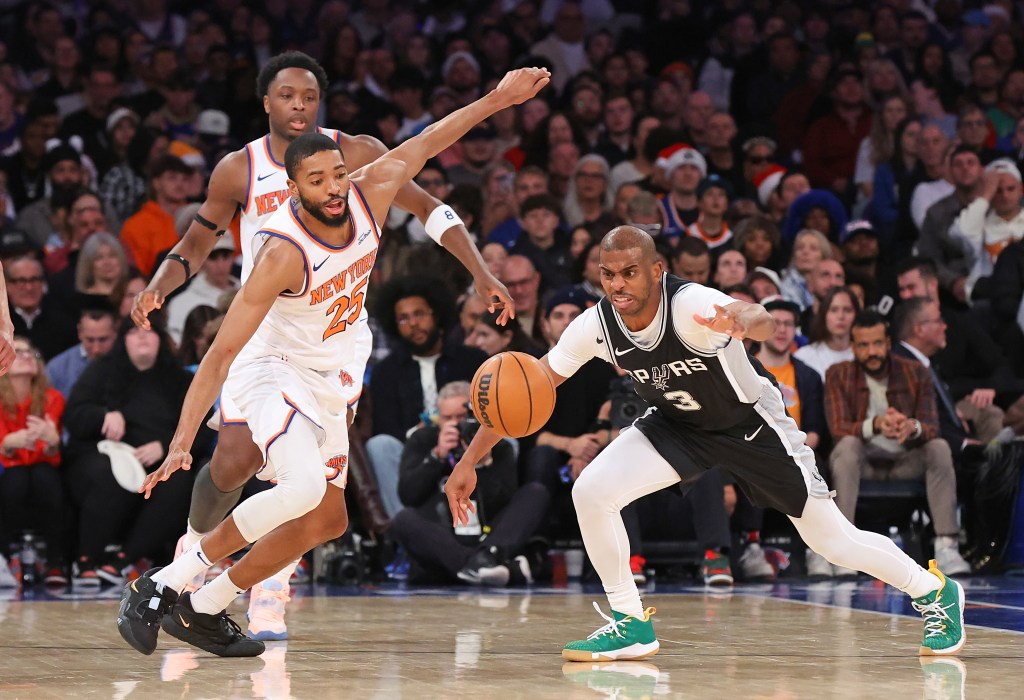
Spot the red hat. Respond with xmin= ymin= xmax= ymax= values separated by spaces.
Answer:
xmin=656 ymin=143 xmax=707 ymax=178
xmin=753 ymin=164 xmax=787 ymax=208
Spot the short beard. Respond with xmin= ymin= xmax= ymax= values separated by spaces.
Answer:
xmin=298 ymin=193 xmax=349 ymax=228
xmin=408 ymin=326 xmax=442 ymax=355
xmin=858 ymin=356 xmax=889 ymax=378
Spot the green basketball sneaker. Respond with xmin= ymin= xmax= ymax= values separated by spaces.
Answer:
xmin=562 ymin=602 xmax=659 ymax=662
xmin=912 ymin=559 xmax=966 ymax=656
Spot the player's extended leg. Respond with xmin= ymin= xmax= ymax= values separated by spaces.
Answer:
xmin=118 ymin=417 xmax=331 ymax=656
xmin=790 ymin=495 xmax=966 ymax=655
xmin=563 ymin=428 xmax=683 ymax=662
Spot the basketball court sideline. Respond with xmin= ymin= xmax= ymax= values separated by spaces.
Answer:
xmin=1 ymin=578 xmax=1022 ymax=698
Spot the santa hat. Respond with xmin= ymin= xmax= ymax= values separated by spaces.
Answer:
xmin=656 ymin=143 xmax=707 ymax=178
xmin=753 ymin=164 xmax=787 ymax=208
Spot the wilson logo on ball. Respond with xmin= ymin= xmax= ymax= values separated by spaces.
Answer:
xmin=476 ymin=372 xmax=494 ymax=428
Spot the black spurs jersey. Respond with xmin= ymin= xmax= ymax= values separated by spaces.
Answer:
xmin=549 ymin=274 xmax=774 ymax=433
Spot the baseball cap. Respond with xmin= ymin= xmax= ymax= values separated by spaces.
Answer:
xmin=656 ymin=143 xmax=707 ymax=178
xmin=0 ymin=229 xmax=41 ymax=259
xmin=742 ymin=136 xmax=777 ymax=153
xmin=44 ymin=143 xmax=81 ymax=171
xmin=195 ymin=109 xmax=229 ymax=137
xmin=986 ymin=158 xmax=1022 ymax=183
xmin=748 ymin=267 xmax=783 ymax=291
xmin=697 ymin=174 xmax=734 ymax=200
xmin=105 ymin=107 xmax=139 ymax=133
xmin=212 ymin=234 xmax=235 ymax=253
xmin=761 ymin=294 xmax=801 ymax=318
xmin=441 ymin=50 xmax=481 ymax=81
xmin=840 ymin=219 xmax=877 ymax=244
xmin=545 ymin=285 xmax=591 ymax=316
xmin=464 ymin=123 xmax=496 ymax=141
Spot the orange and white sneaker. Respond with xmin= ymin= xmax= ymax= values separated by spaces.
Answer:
xmin=247 ymin=579 xmax=290 ymax=641
xmin=173 ymin=535 xmax=206 ymax=594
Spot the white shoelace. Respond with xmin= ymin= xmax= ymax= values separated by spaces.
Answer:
xmin=912 ymin=596 xmax=955 ymax=638
xmin=586 ymin=601 xmax=627 ymax=640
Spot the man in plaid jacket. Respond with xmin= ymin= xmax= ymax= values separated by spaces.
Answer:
xmin=824 ymin=310 xmax=970 ymax=575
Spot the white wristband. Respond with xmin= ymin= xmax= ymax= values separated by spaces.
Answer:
xmin=424 ymin=204 xmax=464 ymax=244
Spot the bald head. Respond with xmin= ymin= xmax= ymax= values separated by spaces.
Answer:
xmin=601 ymin=226 xmax=657 ymax=264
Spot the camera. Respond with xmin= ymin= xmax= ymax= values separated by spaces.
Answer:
xmin=449 ymin=412 xmax=481 ymax=464
xmin=321 ymin=535 xmax=366 ymax=585
xmin=608 ymin=376 xmax=648 ymax=429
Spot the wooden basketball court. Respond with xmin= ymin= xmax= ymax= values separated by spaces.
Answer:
xmin=1 ymin=581 xmax=1020 ymax=698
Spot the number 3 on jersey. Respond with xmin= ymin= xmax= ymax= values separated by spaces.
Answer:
xmin=663 ymin=390 xmax=701 ymax=411
xmin=323 ymin=276 xmax=367 ymax=341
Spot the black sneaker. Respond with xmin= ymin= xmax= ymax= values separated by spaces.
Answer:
xmin=161 ymin=592 xmax=265 ymax=657
xmin=116 ymin=567 xmax=178 ymax=655
xmin=456 ymin=545 xmax=502 ymax=584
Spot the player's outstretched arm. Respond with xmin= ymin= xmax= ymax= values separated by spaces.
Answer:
xmin=132 ymin=151 xmax=248 ymax=330
xmin=444 ymin=355 xmax=567 ymax=525
xmin=0 ymin=262 xmax=14 ymax=375
xmin=355 ymin=68 xmax=550 ymax=222
xmin=140 ymin=241 xmax=305 ymax=498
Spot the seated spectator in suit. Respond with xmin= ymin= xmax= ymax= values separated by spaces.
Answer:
xmin=366 ymin=276 xmax=488 ymax=519
xmin=825 ymin=310 xmax=970 ymax=576
xmin=989 ymin=238 xmax=1024 ymax=373
xmin=891 ymin=297 xmax=993 ymax=461
xmin=6 ymin=255 xmax=77 ymax=360
xmin=794 ymin=286 xmax=860 ymax=381
xmin=0 ymin=337 xmax=65 ymax=581
xmin=390 ymin=381 xmax=548 ymax=585
xmin=63 ymin=315 xmax=203 ymax=584
xmin=896 ymin=257 xmax=1010 ymax=440
xmin=45 ymin=307 xmax=117 ymax=399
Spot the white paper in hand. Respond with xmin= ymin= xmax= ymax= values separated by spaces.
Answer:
xmin=97 ymin=440 xmax=146 ymax=493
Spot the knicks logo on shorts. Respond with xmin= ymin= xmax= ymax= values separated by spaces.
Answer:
xmin=326 ymin=454 xmax=348 ymax=485
xmin=339 ymin=370 xmax=354 ymax=387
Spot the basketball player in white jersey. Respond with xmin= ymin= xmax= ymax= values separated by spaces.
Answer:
xmin=116 ymin=67 xmax=551 ymax=658
xmin=130 ymin=52 xmax=513 ymax=640
xmin=446 ymin=226 xmax=967 ymax=661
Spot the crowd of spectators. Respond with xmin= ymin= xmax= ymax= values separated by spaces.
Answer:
xmin=1 ymin=0 xmax=1024 ymax=589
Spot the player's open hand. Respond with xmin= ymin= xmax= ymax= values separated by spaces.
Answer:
xmin=140 ymin=443 xmax=193 ymax=499
xmin=131 ymin=288 xmax=164 ymax=330
xmin=493 ymin=67 xmax=551 ymax=107
xmin=694 ymin=304 xmax=747 ymax=339
xmin=444 ymin=462 xmax=478 ymax=527
xmin=474 ymin=271 xmax=515 ymax=325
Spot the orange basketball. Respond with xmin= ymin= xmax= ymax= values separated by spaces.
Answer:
xmin=470 ymin=351 xmax=556 ymax=438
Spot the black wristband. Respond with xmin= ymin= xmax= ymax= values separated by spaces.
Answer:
xmin=165 ymin=253 xmax=191 ymax=281
xmin=193 ymin=212 xmax=217 ymax=230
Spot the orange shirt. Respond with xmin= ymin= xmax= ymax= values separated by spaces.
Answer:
xmin=764 ymin=361 xmax=802 ymax=429
xmin=120 ymin=201 xmax=180 ymax=277
xmin=0 ymin=388 xmax=64 ymax=468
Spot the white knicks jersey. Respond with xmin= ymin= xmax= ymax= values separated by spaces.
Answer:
xmin=240 ymin=127 xmax=344 ymax=281
xmin=242 ymin=183 xmax=380 ymax=372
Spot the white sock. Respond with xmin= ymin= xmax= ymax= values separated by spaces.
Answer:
xmin=262 ymin=559 xmax=299 ymax=590
xmin=191 ymin=569 xmax=245 ymax=615
xmin=183 ymin=521 xmax=204 ymax=550
xmin=152 ymin=543 xmax=213 ymax=593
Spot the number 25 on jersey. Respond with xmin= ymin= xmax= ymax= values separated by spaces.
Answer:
xmin=323 ymin=276 xmax=367 ymax=341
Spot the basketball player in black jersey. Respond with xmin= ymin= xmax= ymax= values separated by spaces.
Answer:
xmin=446 ymin=226 xmax=967 ymax=661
